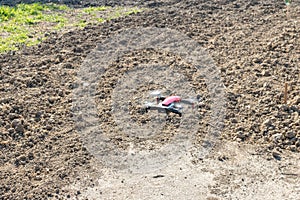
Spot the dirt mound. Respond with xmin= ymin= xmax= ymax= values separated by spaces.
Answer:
xmin=0 ymin=0 xmax=299 ymax=199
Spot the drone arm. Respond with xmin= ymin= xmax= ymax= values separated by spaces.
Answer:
xmin=147 ymin=105 xmax=167 ymax=111
xmin=156 ymin=96 xmax=166 ymax=104
xmin=158 ymin=96 xmax=166 ymax=101
xmin=180 ymin=99 xmax=194 ymax=105
xmin=181 ymin=99 xmax=199 ymax=110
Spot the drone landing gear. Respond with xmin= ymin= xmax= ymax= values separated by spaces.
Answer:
xmin=165 ymin=108 xmax=182 ymax=117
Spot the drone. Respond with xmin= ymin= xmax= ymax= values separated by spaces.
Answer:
xmin=143 ymin=90 xmax=200 ymax=117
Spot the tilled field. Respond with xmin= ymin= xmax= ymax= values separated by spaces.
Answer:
xmin=0 ymin=0 xmax=299 ymax=199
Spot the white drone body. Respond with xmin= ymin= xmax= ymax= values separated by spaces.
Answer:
xmin=144 ymin=90 xmax=200 ymax=116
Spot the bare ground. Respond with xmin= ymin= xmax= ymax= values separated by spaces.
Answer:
xmin=0 ymin=0 xmax=299 ymax=199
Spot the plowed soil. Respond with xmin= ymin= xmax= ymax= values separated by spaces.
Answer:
xmin=0 ymin=0 xmax=299 ymax=199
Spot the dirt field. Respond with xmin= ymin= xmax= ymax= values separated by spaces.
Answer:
xmin=0 ymin=0 xmax=299 ymax=199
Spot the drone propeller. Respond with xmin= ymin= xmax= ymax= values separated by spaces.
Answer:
xmin=181 ymin=96 xmax=201 ymax=109
xmin=149 ymin=90 xmax=162 ymax=97
xmin=149 ymin=90 xmax=163 ymax=104
xmin=144 ymin=101 xmax=154 ymax=107
xmin=181 ymin=98 xmax=198 ymax=104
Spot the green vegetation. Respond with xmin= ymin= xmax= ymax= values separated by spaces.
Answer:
xmin=83 ymin=6 xmax=108 ymax=14
xmin=285 ymin=0 xmax=292 ymax=6
xmin=125 ymin=8 xmax=141 ymax=15
xmin=0 ymin=3 xmax=142 ymax=53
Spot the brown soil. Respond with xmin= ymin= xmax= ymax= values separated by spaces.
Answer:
xmin=0 ymin=0 xmax=299 ymax=199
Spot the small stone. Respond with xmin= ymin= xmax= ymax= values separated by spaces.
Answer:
xmin=20 ymin=155 xmax=26 ymax=161
xmin=45 ymin=125 xmax=52 ymax=131
xmin=279 ymin=104 xmax=289 ymax=111
xmin=288 ymin=145 xmax=297 ymax=152
xmin=63 ymin=63 xmax=73 ymax=69
xmin=231 ymin=118 xmax=238 ymax=123
xmin=286 ymin=131 xmax=295 ymax=139
xmin=28 ymin=152 xmax=34 ymax=160
xmin=153 ymin=175 xmax=164 ymax=178
xmin=16 ymin=155 xmax=27 ymax=165
xmin=11 ymin=119 xmax=21 ymax=127
xmin=48 ymin=97 xmax=56 ymax=104
xmin=35 ymin=111 xmax=43 ymax=119
xmin=34 ymin=176 xmax=42 ymax=181
xmin=262 ymin=70 xmax=270 ymax=76
xmin=272 ymin=133 xmax=282 ymax=142
xmin=8 ymin=128 xmax=14 ymax=134
xmin=15 ymin=124 xmax=24 ymax=133
xmin=290 ymin=106 xmax=299 ymax=112
xmin=8 ymin=113 xmax=18 ymax=120
xmin=73 ymin=47 xmax=83 ymax=53
xmin=268 ymin=125 xmax=275 ymax=130
xmin=272 ymin=151 xmax=281 ymax=160
xmin=262 ymin=119 xmax=272 ymax=127
xmin=236 ymin=131 xmax=246 ymax=139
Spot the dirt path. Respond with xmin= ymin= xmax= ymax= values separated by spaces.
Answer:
xmin=64 ymin=142 xmax=300 ymax=200
xmin=0 ymin=0 xmax=299 ymax=199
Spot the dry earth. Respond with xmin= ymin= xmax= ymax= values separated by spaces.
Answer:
xmin=0 ymin=0 xmax=299 ymax=199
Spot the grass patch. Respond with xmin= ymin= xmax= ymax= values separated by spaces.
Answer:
xmin=83 ymin=6 xmax=108 ymax=14
xmin=285 ymin=0 xmax=292 ymax=6
xmin=0 ymin=3 xmax=143 ymax=53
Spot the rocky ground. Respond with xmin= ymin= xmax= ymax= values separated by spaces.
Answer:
xmin=0 ymin=0 xmax=299 ymax=199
